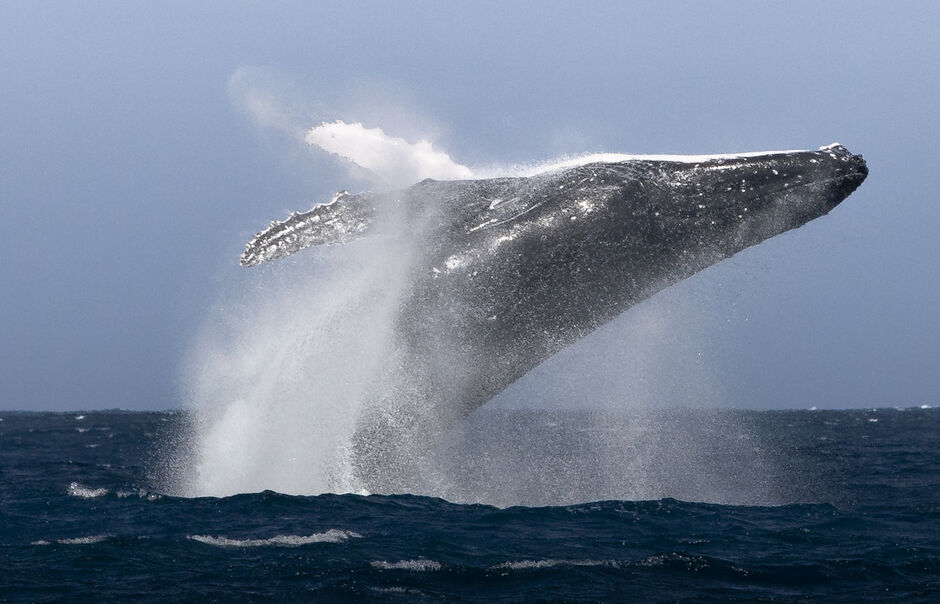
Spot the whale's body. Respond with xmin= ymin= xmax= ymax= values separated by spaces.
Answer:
xmin=242 ymin=144 xmax=868 ymax=492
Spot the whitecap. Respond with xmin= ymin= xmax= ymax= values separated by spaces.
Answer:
xmin=371 ymin=559 xmax=441 ymax=571
xmin=74 ymin=415 xmax=85 ymax=420
xmin=58 ymin=535 xmax=108 ymax=545
xmin=67 ymin=482 xmax=108 ymax=498
xmin=188 ymin=529 xmax=361 ymax=548
xmin=492 ymin=559 xmax=613 ymax=570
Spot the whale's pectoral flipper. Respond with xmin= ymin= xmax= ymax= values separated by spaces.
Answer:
xmin=240 ymin=191 xmax=376 ymax=267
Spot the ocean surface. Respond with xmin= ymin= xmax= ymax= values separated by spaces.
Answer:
xmin=1 ymin=407 xmax=937 ymax=602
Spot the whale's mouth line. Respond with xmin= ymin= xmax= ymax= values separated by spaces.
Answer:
xmin=779 ymin=169 xmax=868 ymax=201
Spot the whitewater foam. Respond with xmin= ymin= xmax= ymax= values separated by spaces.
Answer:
xmin=54 ymin=535 xmax=109 ymax=545
xmin=492 ymin=559 xmax=616 ymax=570
xmin=188 ymin=529 xmax=361 ymax=548
xmin=370 ymin=559 xmax=442 ymax=571
xmin=115 ymin=489 xmax=162 ymax=501
xmin=67 ymin=482 xmax=108 ymax=498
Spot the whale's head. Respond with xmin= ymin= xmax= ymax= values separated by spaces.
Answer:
xmin=617 ymin=143 xmax=868 ymax=257
xmin=679 ymin=143 xmax=867 ymax=246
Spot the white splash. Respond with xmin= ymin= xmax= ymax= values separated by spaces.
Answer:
xmin=306 ymin=120 xmax=473 ymax=187
xmin=56 ymin=535 xmax=109 ymax=545
xmin=67 ymin=482 xmax=108 ymax=498
xmin=176 ymin=230 xmax=412 ymax=497
xmin=492 ymin=559 xmax=615 ymax=570
xmin=371 ymin=559 xmax=442 ymax=571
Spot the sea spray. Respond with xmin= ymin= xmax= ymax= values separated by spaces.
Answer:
xmin=176 ymin=232 xmax=415 ymax=497
xmin=306 ymin=121 xmax=473 ymax=187
xmin=174 ymin=120 xmax=478 ymax=497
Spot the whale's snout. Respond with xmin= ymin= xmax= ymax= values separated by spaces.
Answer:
xmin=821 ymin=145 xmax=868 ymax=211
xmin=846 ymin=152 xmax=869 ymax=187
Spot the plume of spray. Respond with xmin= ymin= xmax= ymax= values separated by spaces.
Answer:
xmin=174 ymin=236 xmax=413 ymax=497
xmin=170 ymin=117 xmax=466 ymax=497
xmin=306 ymin=121 xmax=473 ymax=188
xmin=168 ymin=101 xmax=791 ymax=504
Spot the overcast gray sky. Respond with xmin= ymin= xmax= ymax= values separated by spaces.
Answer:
xmin=1 ymin=1 xmax=937 ymax=411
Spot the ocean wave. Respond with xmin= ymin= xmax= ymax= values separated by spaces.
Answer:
xmin=32 ymin=535 xmax=110 ymax=545
xmin=116 ymin=489 xmax=162 ymax=501
xmin=492 ymin=559 xmax=615 ymax=570
xmin=371 ymin=559 xmax=442 ymax=572
xmin=188 ymin=529 xmax=361 ymax=548
xmin=67 ymin=482 xmax=108 ymax=498
xmin=59 ymin=535 xmax=109 ymax=545
xmin=638 ymin=553 xmax=710 ymax=571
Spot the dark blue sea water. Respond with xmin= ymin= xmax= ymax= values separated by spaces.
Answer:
xmin=1 ymin=407 xmax=938 ymax=602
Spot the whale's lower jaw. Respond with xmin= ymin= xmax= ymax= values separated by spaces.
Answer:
xmin=241 ymin=144 xmax=868 ymax=494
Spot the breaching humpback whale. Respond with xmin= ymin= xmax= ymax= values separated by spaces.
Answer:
xmin=241 ymin=143 xmax=867 ymax=492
